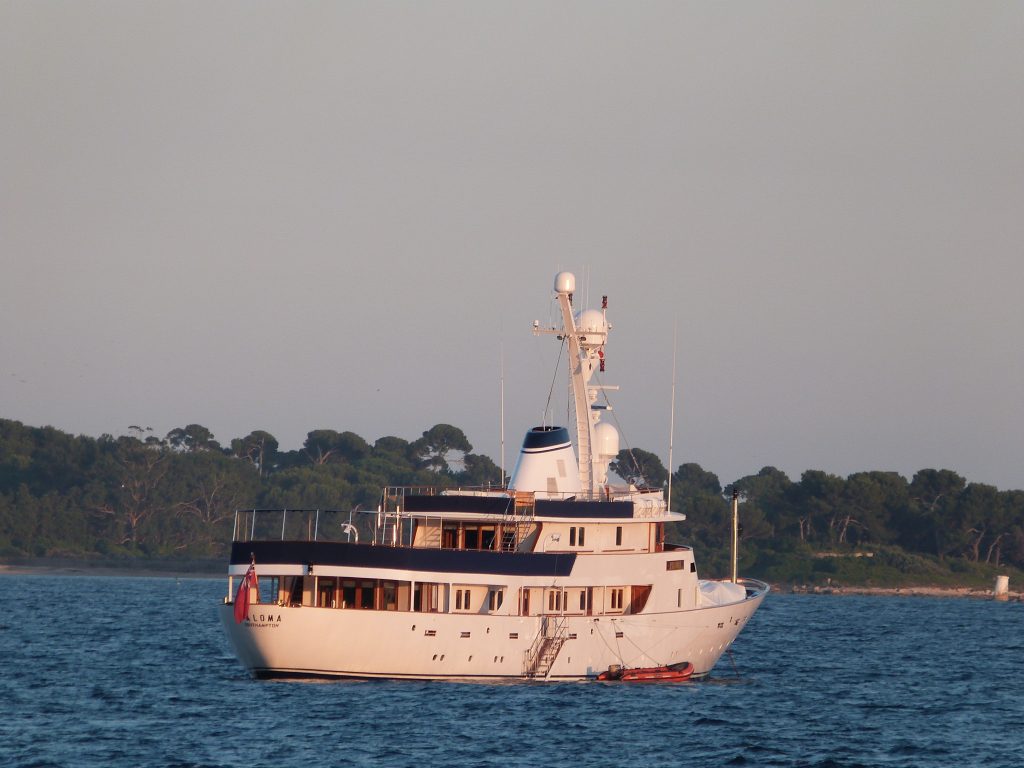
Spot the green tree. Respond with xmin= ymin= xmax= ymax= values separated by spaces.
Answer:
xmin=169 ymin=451 xmax=260 ymax=554
xmin=411 ymin=424 xmax=472 ymax=473
xmin=906 ymin=469 xmax=966 ymax=559
xmin=166 ymin=424 xmax=220 ymax=453
xmin=672 ymin=463 xmax=722 ymax=499
xmin=611 ymin=448 xmax=668 ymax=489
xmin=457 ymin=453 xmax=504 ymax=488
xmin=94 ymin=436 xmax=172 ymax=547
xmin=230 ymin=430 xmax=280 ymax=478
xmin=302 ymin=430 xmax=371 ymax=466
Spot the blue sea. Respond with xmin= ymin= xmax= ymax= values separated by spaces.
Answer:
xmin=0 ymin=575 xmax=1021 ymax=768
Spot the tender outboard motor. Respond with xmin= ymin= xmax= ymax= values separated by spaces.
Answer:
xmin=507 ymin=426 xmax=582 ymax=499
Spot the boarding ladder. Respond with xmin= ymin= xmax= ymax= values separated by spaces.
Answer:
xmin=523 ymin=615 xmax=569 ymax=679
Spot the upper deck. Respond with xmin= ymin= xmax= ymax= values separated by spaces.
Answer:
xmin=383 ymin=486 xmax=683 ymax=523
xmin=231 ymin=485 xmax=683 ymax=560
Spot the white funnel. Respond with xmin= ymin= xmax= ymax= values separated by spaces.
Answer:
xmin=508 ymin=426 xmax=581 ymax=499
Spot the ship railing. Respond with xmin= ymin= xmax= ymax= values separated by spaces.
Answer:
xmin=231 ymin=508 xmax=362 ymax=544
xmin=378 ymin=485 xmax=535 ymax=550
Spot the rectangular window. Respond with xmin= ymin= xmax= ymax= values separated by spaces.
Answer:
xmin=417 ymin=583 xmax=440 ymax=612
xmin=455 ymin=589 xmax=463 ymax=610
xmin=547 ymin=589 xmax=563 ymax=612
xmin=677 ymin=588 xmax=682 ymax=608
xmin=569 ymin=527 xmax=577 ymax=547
xmin=360 ymin=581 xmax=375 ymax=609
xmin=609 ymin=588 xmax=624 ymax=611
xmin=481 ymin=528 xmax=496 ymax=550
xmin=285 ymin=576 xmax=303 ymax=606
xmin=488 ymin=589 xmax=504 ymax=611
xmin=258 ymin=576 xmax=280 ymax=604
xmin=383 ymin=581 xmax=398 ymax=611
xmin=578 ymin=527 xmax=585 ymax=546
xmin=666 ymin=560 xmax=685 ymax=571
xmin=615 ymin=526 xmax=623 ymax=546
xmin=342 ymin=580 xmax=356 ymax=609
xmin=317 ymin=578 xmax=336 ymax=608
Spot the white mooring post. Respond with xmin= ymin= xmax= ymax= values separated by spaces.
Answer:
xmin=994 ymin=575 xmax=1010 ymax=600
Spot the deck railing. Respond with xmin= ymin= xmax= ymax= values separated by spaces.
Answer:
xmin=232 ymin=509 xmax=359 ymax=544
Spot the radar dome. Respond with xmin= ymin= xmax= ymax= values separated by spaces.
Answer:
xmin=576 ymin=309 xmax=607 ymax=336
xmin=594 ymin=422 xmax=620 ymax=460
xmin=554 ymin=271 xmax=576 ymax=294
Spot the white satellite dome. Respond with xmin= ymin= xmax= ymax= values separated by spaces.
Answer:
xmin=594 ymin=421 xmax=620 ymax=460
xmin=575 ymin=308 xmax=607 ymax=346
xmin=554 ymin=271 xmax=576 ymax=294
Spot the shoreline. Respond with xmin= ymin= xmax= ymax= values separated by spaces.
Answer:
xmin=780 ymin=583 xmax=1021 ymax=601
xmin=0 ymin=562 xmax=221 ymax=579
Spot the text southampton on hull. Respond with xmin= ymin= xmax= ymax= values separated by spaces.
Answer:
xmin=219 ymin=271 xmax=769 ymax=681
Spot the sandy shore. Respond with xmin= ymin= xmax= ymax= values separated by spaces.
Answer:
xmin=788 ymin=584 xmax=1022 ymax=601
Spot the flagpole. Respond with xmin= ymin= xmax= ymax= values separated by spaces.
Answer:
xmin=667 ymin=319 xmax=678 ymax=511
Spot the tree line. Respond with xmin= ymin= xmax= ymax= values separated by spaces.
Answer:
xmin=612 ymin=447 xmax=1024 ymax=582
xmin=0 ymin=419 xmax=497 ymax=560
xmin=2 ymin=417 xmax=1022 ymax=583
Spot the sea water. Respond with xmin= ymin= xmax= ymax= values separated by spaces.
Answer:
xmin=0 ymin=575 xmax=1021 ymax=767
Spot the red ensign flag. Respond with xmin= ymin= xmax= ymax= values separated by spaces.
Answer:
xmin=233 ymin=561 xmax=258 ymax=624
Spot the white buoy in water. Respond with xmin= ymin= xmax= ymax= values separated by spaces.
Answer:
xmin=994 ymin=575 xmax=1009 ymax=600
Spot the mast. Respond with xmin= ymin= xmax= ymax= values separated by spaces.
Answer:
xmin=535 ymin=272 xmax=611 ymax=497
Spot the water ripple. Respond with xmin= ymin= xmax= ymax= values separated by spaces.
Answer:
xmin=1 ymin=577 xmax=1023 ymax=767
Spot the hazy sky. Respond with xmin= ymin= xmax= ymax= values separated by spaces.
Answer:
xmin=2 ymin=2 xmax=1022 ymax=490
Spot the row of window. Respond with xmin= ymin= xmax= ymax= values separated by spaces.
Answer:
xmin=431 ymin=523 xmax=632 ymax=551
xmin=256 ymin=577 xmax=650 ymax=615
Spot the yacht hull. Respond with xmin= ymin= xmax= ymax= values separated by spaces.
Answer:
xmin=219 ymin=581 xmax=768 ymax=681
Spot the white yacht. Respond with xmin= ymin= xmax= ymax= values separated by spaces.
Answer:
xmin=219 ymin=271 xmax=768 ymax=681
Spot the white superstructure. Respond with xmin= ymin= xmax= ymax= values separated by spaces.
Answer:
xmin=219 ymin=272 xmax=768 ymax=680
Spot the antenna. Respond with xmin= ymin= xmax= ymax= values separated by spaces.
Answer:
xmin=731 ymin=489 xmax=740 ymax=583
xmin=500 ymin=343 xmax=505 ymax=487
xmin=667 ymin=319 xmax=678 ymax=511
